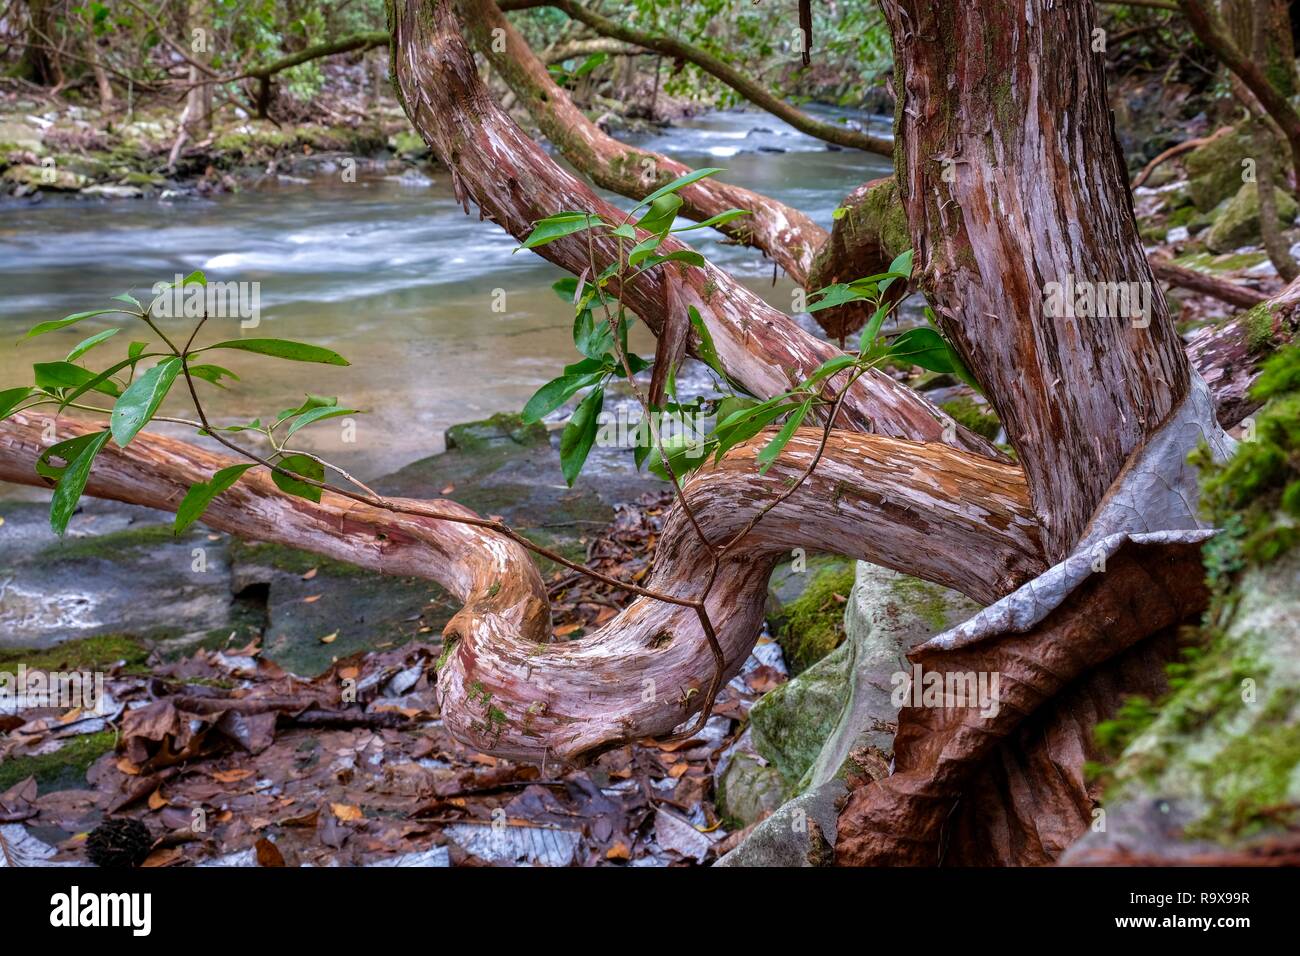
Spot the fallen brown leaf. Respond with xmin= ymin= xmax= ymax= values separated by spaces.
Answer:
xmin=255 ymin=837 xmax=286 ymax=867
xmin=331 ymin=803 xmax=364 ymax=822
xmin=209 ymin=769 xmax=254 ymax=784
xmin=141 ymin=847 xmax=184 ymax=868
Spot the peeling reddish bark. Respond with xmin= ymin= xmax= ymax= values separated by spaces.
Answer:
xmin=459 ymin=0 xmax=827 ymax=286
xmin=389 ymin=0 xmax=1003 ymax=458
xmin=881 ymin=0 xmax=1193 ymax=559
xmin=0 ymin=413 xmax=1042 ymax=762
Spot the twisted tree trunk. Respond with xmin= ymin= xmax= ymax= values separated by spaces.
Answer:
xmin=0 ymin=0 xmax=1250 ymax=867
xmin=826 ymin=0 xmax=1225 ymax=867
xmin=389 ymin=0 xmax=1001 ymax=457
xmin=0 ymin=412 xmax=1041 ymax=762
xmin=459 ymin=0 xmax=827 ymax=286
xmin=883 ymin=0 xmax=1192 ymax=560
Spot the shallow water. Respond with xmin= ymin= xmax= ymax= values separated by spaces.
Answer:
xmin=0 ymin=108 xmax=890 ymax=482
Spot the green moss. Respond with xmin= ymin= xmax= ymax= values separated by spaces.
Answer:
xmin=1173 ymin=249 xmax=1270 ymax=274
xmin=940 ymin=396 xmax=1000 ymax=441
xmin=389 ymin=130 xmax=427 ymax=156
xmin=34 ymin=523 xmax=181 ymax=563
xmin=1184 ymin=715 xmax=1300 ymax=841
xmin=0 ymin=634 xmax=148 ymax=677
xmin=774 ymin=565 xmax=855 ymax=674
xmin=1091 ymin=631 xmax=1263 ymax=798
xmin=1089 ymin=352 xmax=1300 ymax=836
xmin=886 ymin=574 xmax=952 ymax=632
xmin=1094 ymin=696 xmax=1161 ymax=760
xmin=0 ymin=730 xmax=116 ymax=791
xmin=1192 ymin=346 xmax=1300 ymax=567
xmin=1204 ymin=181 xmax=1299 ymax=254
xmin=1243 ymin=302 xmax=1277 ymax=354
xmin=749 ymin=643 xmax=850 ymax=788
xmin=444 ymin=412 xmax=546 ymax=452
xmin=1166 ymin=204 xmax=1197 ymax=229
xmin=226 ymin=538 xmax=360 ymax=577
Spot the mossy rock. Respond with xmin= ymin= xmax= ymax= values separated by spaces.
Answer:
xmin=767 ymin=562 xmax=856 ymax=675
xmin=0 ymin=500 xmax=238 ymax=650
xmin=1067 ymin=349 xmax=1300 ymax=860
xmin=1166 ymin=203 xmax=1198 ymax=230
xmin=444 ymin=412 xmax=547 ymax=453
xmin=940 ymin=396 xmax=1000 ymax=441
xmin=751 ymin=563 xmax=981 ymax=798
xmin=1185 ymin=129 xmax=1282 ymax=213
xmin=225 ymin=538 xmax=450 ymax=677
xmin=389 ymin=131 xmax=429 ymax=158
xmin=2 ymin=163 xmax=88 ymax=190
xmin=0 ymin=120 xmax=44 ymax=152
xmin=1204 ymin=182 xmax=1298 ymax=253
xmin=749 ymin=643 xmax=853 ymax=788
xmin=0 ymin=730 xmax=117 ymax=792
xmin=715 ymin=750 xmax=787 ymax=828
xmin=0 ymin=634 xmax=149 ymax=678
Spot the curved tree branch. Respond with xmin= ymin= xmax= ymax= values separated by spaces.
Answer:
xmin=390 ymin=0 xmax=1003 ymax=458
xmin=496 ymin=0 xmax=893 ymax=155
xmin=461 ymin=0 xmax=828 ymax=286
xmin=0 ymin=412 xmax=1043 ymax=764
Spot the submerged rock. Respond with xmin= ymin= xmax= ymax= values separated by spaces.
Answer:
xmin=0 ymin=498 xmax=237 ymax=650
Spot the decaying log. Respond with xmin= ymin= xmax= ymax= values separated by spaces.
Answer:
xmin=461 ymin=0 xmax=827 ymax=286
xmin=0 ymin=413 xmax=1043 ymax=763
xmin=1187 ymin=273 xmax=1300 ymax=426
xmin=389 ymin=0 xmax=1004 ymax=458
xmin=836 ymin=532 xmax=1211 ymax=866
xmin=1149 ymin=255 xmax=1269 ymax=310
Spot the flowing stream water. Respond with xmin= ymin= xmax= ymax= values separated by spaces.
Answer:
xmin=0 ymin=109 xmax=890 ymax=483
